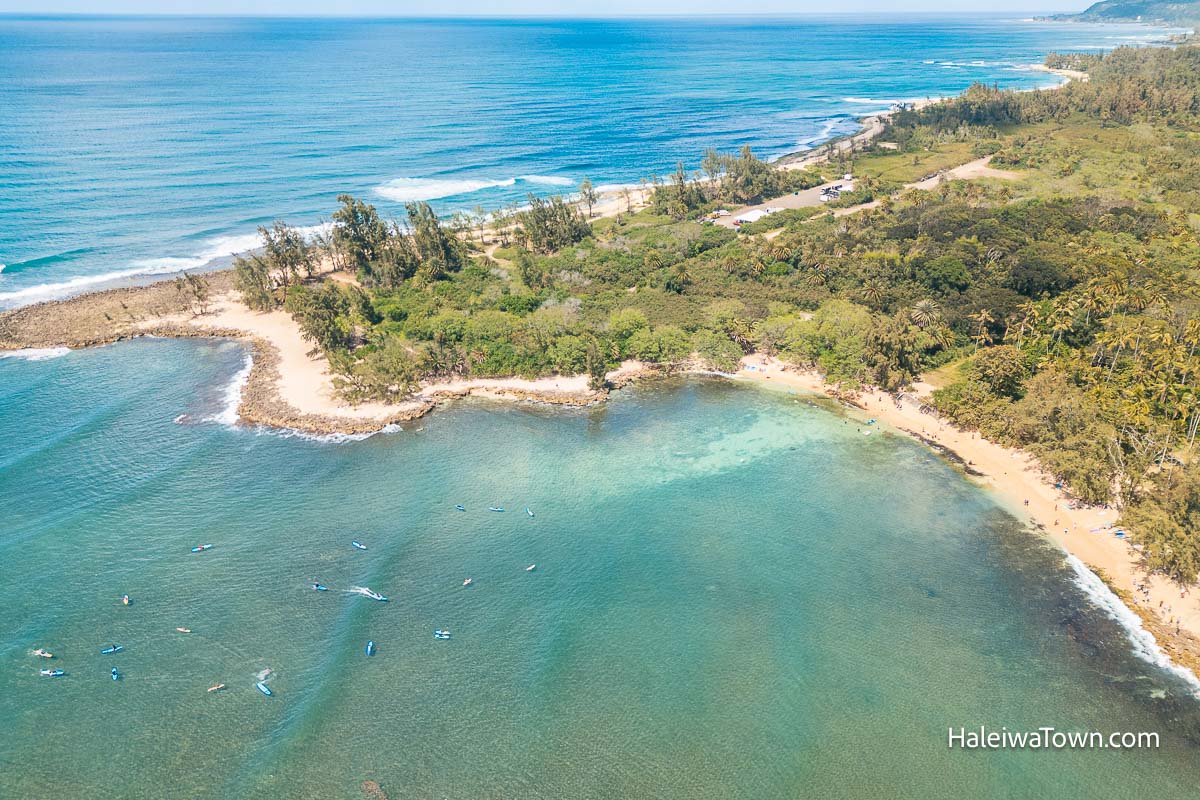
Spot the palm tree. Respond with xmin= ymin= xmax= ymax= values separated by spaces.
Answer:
xmin=1048 ymin=297 xmax=1078 ymax=345
xmin=1125 ymin=285 xmax=1150 ymax=314
xmin=861 ymin=280 xmax=885 ymax=307
xmin=749 ymin=254 xmax=767 ymax=279
xmin=805 ymin=264 xmax=828 ymax=287
xmin=665 ymin=262 xmax=692 ymax=294
xmin=726 ymin=317 xmax=754 ymax=350
xmin=766 ymin=241 xmax=792 ymax=263
xmin=969 ymin=309 xmax=995 ymax=352
xmin=910 ymin=298 xmax=942 ymax=330
xmin=1146 ymin=283 xmax=1171 ymax=317
xmin=1082 ymin=284 xmax=1108 ymax=326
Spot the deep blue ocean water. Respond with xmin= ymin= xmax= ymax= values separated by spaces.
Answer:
xmin=0 ymin=14 xmax=1182 ymax=307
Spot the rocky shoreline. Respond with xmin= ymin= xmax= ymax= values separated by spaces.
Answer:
xmin=9 ymin=273 xmax=1200 ymax=688
xmin=0 ymin=273 xmax=660 ymax=435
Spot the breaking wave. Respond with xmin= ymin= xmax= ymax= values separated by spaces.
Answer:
xmin=206 ymin=353 xmax=253 ymax=427
xmin=796 ymin=118 xmax=848 ymax=148
xmin=256 ymin=422 xmax=403 ymax=444
xmin=0 ymin=347 xmax=71 ymax=361
xmin=0 ymin=224 xmax=330 ymax=310
xmin=842 ymin=96 xmax=900 ymax=104
xmin=1066 ymin=554 xmax=1200 ymax=696
xmin=373 ymin=174 xmax=574 ymax=202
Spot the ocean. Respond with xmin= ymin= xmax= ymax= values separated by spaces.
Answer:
xmin=5 ymin=15 xmax=1200 ymax=798
xmin=0 ymin=14 xmax=1183 ymax=308
xmin=3 ymin=339 xmax=1200 ymax=798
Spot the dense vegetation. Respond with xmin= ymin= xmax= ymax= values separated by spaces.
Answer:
xmin=1055 ymin=0 xmax=1200 ymax=24
xmin=236 ymin=44 xmax=1200 ymax=583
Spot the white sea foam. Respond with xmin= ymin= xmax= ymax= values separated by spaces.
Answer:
xmin=842 ymin=96 xmax=899 ymax=104
xmin=375 ymin=177 xmax=509 ymax=202
xmin=1066 ymin=554 xmax=1200 ymax=696
xmin=0 ymin=224 xmax=331 ymax=310
xmin=257 ymin=422 xmax=403 ymax=444
xmin=0 ymin=346 xmax=71 ymax=361
xmin=374 ymin=174 xmax=574 ymax=202
xmin=207 ymin=353 xmax=253 ymax=427
xmin=937 ymin=60 xmax=1012 ymax=68
xmin=796 ymin=118 xmax=845 ymax=148
xmin=593 ymin=181 xmax=642 ymax=194
xmin=0 ymin=263 xmax=192 ymax=308
xmin=517 ymin=174 xmax=574 ymax=186
xmin=841 ymin=95 xmax=938 ymax=109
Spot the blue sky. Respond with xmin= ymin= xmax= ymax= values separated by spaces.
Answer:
xmin=0 ymin=1 xmax=1089 ymax=15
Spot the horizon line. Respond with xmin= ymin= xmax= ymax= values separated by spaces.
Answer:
xmin=0 ymin=10 xmax=1068 ymax=20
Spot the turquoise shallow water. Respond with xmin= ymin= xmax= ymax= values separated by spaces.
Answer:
xmin=3 ymin=339 xmax=1200 ymax=798
xmin=0 ymin=14 xmax=1185 ymax=308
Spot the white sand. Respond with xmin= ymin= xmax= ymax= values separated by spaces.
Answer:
xmin=733 ymin=354 xmax=1200 ymax=650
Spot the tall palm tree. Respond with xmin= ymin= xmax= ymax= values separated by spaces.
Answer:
xmin=1014 ymin=300 xmax=1041 ymax=350
xmin=1049 ymin=297 xmax=1078 ymax=345
xmin=969 ymin=309 xmax=995 ymax=352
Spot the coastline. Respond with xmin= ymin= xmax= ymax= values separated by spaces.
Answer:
xmin=0 ymin=64 xmax=1078 ymax=313
xmin=0 ymin=276 xmax=653 ymax=435
xmin=11 ymin=309 xmax=1198 ymax=683
xmin=3 ymin=58 xmax=1198 ymax=686
xmin=730 ymin=355 xmax=1200 ymax=682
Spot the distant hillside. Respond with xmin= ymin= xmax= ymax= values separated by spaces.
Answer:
xmin=1055 ymin=1 xmax=1200 ymax=24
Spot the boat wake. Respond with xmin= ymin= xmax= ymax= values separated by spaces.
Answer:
xmin=0 ymin=347 xmax=71 ymax=362
xmin=1066 ymin=554 xmax=1200 ymax=696
xmin=346 ymin=586 xmax=388 ymax=601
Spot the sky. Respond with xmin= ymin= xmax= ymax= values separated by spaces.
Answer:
xmin=0 ymin=1 xmax=1090 ymax=16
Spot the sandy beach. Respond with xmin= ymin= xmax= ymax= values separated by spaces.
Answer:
xmin=136 ymin=289 xmax=1200 ymax=678
xmin=145 ymin=293 xmax=654 ymax=434
xmin=732 ymin=354 xmax=1200 ymax=676
xmin=5 ymin=58 xmax=1193 ymax=680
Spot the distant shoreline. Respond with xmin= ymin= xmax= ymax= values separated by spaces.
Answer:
xmin=0 ymin=64 xmax=1087 ymax=436
xmin=0 ymin=49 xmax=1090 ymax=314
